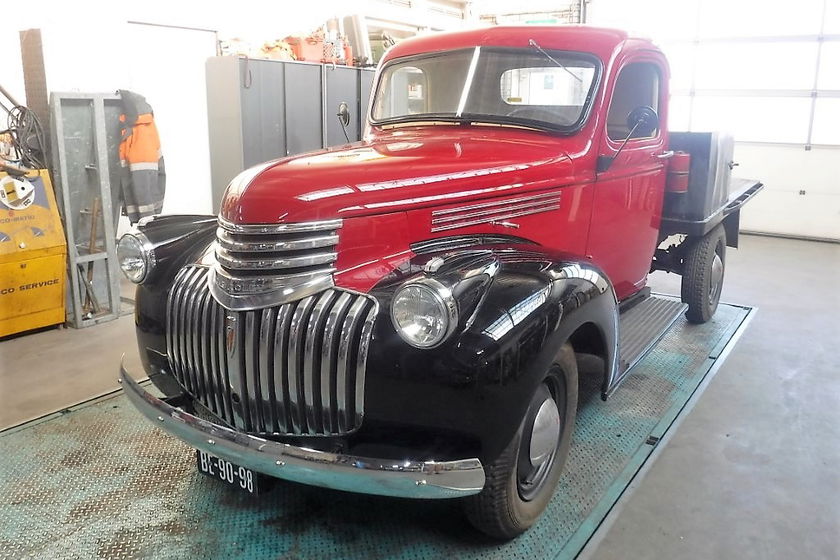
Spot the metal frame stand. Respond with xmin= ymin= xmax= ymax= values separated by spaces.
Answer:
xmin=49 ymin=92 xmax=123 ymax=328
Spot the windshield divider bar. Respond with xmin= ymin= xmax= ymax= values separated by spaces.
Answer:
xmin=456 ymin=47 xmax=481 ymax=117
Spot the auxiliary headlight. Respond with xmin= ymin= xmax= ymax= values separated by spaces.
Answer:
xmin=117 ymin=233 xmax=154 ymax=284
xmin=390 ymin=279 xmax=458 ymax=348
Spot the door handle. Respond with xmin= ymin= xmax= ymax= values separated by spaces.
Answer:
xmin=654 ymin=150 xmax=675 ymax=160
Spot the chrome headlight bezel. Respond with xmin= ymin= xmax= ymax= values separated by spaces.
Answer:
xmin=390 ymin=277 xmax=459 ymax=349
xmin=117 ymin=232 xmax=155 ymax=284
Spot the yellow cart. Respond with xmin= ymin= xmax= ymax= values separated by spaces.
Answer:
xmin=0 ymin=169 xmax=67 ymax=337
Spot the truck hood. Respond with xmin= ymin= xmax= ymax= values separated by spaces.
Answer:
xmin=219 ymin=127 xmax=578 ymax=224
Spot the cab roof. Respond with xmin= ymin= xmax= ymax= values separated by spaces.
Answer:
xmin=381 ymin=25 xmax=651 ymax=65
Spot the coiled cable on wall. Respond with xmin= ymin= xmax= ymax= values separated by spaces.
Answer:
xmin=3 ymin=105 xmax=47 ymax=169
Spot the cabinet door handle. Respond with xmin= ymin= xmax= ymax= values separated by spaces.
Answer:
xmin=655 ymin=150 xmax=675 ymax=159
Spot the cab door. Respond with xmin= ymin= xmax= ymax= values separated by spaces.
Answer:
xmin=586 ymin=57 xmax=670 ymax=301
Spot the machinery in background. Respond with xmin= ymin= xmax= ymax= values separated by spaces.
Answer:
xmin=0 ymin=167 xmax=66 ymax=337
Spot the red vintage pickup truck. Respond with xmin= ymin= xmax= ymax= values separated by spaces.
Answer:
xmin=117 ymin=26 xmax=761 ymax=539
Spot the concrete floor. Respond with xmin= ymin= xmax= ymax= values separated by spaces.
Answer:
xmin=589 ymin=235 xmax=840 ymax=559
xmin=0 ymin=234 xmax=838 ymax=558
xmin=0 ymin=314 xmax=142 ymax=430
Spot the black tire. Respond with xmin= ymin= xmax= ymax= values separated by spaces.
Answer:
xmin=681 ymin=224 xmax=726 ymax=324
xmin=464 ymin=343 xmax=579 ymax=539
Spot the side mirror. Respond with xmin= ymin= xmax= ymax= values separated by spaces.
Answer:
xmin=337 ymin=102 xmax=351 ymax=128
xmin=597 ymin=106 xmax=660 ymax=172
xmin=626 ymin=106 xmax=658 ymax=138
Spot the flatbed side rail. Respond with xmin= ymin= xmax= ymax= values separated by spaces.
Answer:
xmin=660 ymin=178 xmax=763 ymax=238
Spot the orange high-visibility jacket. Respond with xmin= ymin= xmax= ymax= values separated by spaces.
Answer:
xmin=118 ymin=90 xmax=166 ymax=224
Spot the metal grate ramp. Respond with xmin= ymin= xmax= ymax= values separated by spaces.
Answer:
xmin=619 ymin=296 xmax=687 ymax=373
xmin=0 ymin=302 xmax=752 ymax=560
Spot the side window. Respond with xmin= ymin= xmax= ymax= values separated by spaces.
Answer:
xmin=607 ymin=63 xmax=660 ymax=141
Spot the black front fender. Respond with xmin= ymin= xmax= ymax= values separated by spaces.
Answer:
xmin=364 ymin=246 xmax=618 ymax=464
xmin=132 ymin=215 xmax=216 ymax=389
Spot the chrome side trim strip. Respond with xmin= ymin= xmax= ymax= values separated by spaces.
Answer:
xmin=430 ymin=203 xmax=561 ymax=232
xmin=431 ymin=191 xmax=560 ymax=216
xmin=121 ymin=364 xmax=486 ymax=499
xmin=432 ymin=198 xmax=560 ymax=224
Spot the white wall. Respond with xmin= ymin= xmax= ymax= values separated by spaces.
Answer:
xmin=3 ymin=0 xmax=471 ymax=221
xmin=589 ymin=0 xmax=840 ymax=241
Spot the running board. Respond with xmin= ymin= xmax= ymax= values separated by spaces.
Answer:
xmin=618 ymin=296 xmax=687 ymax=376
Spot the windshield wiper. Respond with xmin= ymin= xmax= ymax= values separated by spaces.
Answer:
xmin=528 ymin=39 xmax=583 ymax=84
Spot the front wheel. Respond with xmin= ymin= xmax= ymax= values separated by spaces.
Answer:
xmin=681 ymin=224 xmax=726 ymax=324
xmin=464 ymin=343 xmax=578 ymax=539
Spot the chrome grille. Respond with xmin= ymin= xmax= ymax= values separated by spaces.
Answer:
xmin=210 ymin=217 xmax=342 ymax=310
xmin=430 ymin=191 xmax=561 ymax=232
xmin=167 ymin=266 xmax=377 ymax=436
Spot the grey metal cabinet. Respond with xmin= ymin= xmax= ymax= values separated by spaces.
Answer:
xmin=206 ymin=57 xmax=376 ymax=211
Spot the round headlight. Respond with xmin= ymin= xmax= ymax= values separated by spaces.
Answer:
xmin=117 ymin=233 xmax=153 ymax=283
xmin=390 ymin=279 xmax=458 ymax=348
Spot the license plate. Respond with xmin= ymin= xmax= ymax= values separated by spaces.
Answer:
xmin=196 ymin=449 xmax=260 ymax=494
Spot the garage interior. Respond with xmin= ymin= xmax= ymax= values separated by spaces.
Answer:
xmin=1 ymin=1 xmax=838 ymax=559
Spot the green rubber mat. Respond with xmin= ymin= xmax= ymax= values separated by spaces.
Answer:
xmin=0 ymin=302 xmax=752 ymax=560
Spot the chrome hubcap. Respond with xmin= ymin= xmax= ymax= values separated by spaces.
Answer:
xmin=709 ymin=252 xmax=724 ymax=306
xmin=518 ymin=381 xmax=564 ymax=502
xmin=529 ymin=398 xmax=561 ymax=466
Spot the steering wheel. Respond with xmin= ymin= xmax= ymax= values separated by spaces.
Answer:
xmin=505 ymin=107 xmax=559 ymax=123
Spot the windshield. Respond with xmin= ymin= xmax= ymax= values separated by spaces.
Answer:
xmin=371 ymin=47 xmax=600 ymax=132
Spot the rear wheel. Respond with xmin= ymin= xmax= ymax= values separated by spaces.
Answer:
xmin=464 ymin=343 xmax=578 ymax=539
xmin=681 ymin=224 xmax=726 ymax=324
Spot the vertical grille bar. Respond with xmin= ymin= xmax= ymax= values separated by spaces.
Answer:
xmin=319 ymin=292 xmax=352 ymax=434
xmin=216 ymin=303 xmax=234 ymax=424
xmin=171 ymin=268 xmax=193 ymax=389
xmin=191 ymin=290 xmax=208 ymax=402
xmin=258 ymin=307 xmax=278 ymax=433
xmin=208 ymin=291 xmax=224 ymax=418
xmin=197 ymin=290 xmax=215 ymax=414
xmin=273 ymin=305 xmax=294 ymax=433
xmin=225 ymin=308 xmax=247 ymax=429
xmin=181 ymin=268 xmax=204 ymax=394
xmin=244 ymin=311 xmax=262 ymax=431
xmin=165 ymin=269 xmax=184 ymax=384
xmin=303 ymin=291 xmax=337 ymax=434
xmin=166 ymin=267 xmax=376 ymax=437
xmin=287 ymin=296 xmax=316 ymax=433
xmin=354 ymin=306 xmax=377 ymax=429
xmin=336 ymin=297 xmax=368 ymax=433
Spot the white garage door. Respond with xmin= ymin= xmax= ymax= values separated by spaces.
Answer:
xmin=590 ymin=0 xmax=840 ymax=241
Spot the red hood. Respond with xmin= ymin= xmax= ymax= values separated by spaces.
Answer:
xmin=219 ymin=127 xmax=581 ymax=224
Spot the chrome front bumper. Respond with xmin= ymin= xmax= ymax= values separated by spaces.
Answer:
xmin=119 ymin=363 xmax=486 ymax=499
